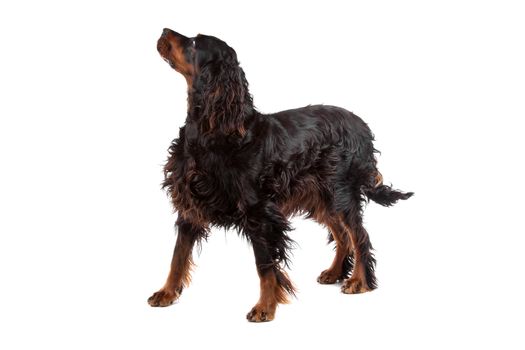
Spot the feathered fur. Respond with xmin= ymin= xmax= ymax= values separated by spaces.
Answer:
xmin=148 ymin=29 xmax=413 ymax=322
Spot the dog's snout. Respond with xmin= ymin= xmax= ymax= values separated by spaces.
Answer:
xmin=161 ymin=28 xmax=188 ymax=41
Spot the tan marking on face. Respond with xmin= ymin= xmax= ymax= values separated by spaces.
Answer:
xmin=159 ymin=34 xmax=194 ymax=86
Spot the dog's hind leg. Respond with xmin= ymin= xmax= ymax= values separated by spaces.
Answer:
xmin=339 ymin=201 xmax=377 ymax=294
xmin=317 ymin=219 xmax=354 ymax=284
xmin=148 ymin=217 xmax=207 ymax=307
xmin=244 ymin=202 xmax=296 ymax=322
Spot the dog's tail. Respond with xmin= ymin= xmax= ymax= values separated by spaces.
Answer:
xmin=362 ymin=171 xmax=413 ymax=207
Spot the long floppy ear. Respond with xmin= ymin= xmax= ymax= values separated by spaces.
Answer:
xmin=199 ymin=51 xmax=251 ymax=136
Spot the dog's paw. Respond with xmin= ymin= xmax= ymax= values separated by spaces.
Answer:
xmin=341 ymin=278 xmax=372 ymax=294
xmin=317 ymin=269 xmax=341 ymax=284
xmin=246 ymin=304 xmax=276 ymax=322
xmin=147 ymin=289 xmax=180 ymax=307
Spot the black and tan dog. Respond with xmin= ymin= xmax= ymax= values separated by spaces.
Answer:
xmin=148 ymin=28 xmax=413 ymax=322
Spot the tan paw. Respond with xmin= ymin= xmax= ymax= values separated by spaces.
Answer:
xmin=147 ymin=288 xmax=180 ymax=307
xmin=341 ymin=278 xmax=372 ymax=294
xmin=246 ymin=304 xmax=276 ymax=322
xmin=317 ymin=269 xmax=341 ymax=284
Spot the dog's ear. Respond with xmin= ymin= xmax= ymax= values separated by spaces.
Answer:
xmin=199 ymin=49 xmax=250 ymax=136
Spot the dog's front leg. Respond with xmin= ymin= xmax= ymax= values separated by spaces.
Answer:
xmin=244 ymin=202 xmax=296 ymax=322
xmin=148 ymin=217 xmax=206 ymax=307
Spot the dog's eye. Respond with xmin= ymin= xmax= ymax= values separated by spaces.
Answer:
xmin=191 ymin=38 xmax=196 ymax=48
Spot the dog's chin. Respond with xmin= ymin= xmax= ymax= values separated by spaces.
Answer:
xmin=160 ymin=56 xmax=170 ymax=65
xmin=165 ymin=58 xmax=177 ymax=70
xmin=159 ymin=54 xmax=176 ymax=70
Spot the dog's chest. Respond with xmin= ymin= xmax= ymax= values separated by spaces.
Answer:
xmin=166 ymin=150 xmax=251 ymax=223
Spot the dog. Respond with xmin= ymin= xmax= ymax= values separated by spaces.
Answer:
xmin=149 ymin=28 xmax=413 ymax=322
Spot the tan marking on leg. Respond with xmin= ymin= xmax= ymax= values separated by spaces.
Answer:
xmin=148 ymin=229 xmax=196 ymax=307
xmin=340 ymin=219 xmax=372 ymax=294
xmin=317 ymin=221 xmax=350 ymax=284
xmin=247 ymin=272 xmax=279 ymax=322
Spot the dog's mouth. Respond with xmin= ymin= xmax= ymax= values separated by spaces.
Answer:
xmin=157 ymin=37 xmax=174 ymax=67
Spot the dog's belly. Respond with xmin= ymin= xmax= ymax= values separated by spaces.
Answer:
xmin=277 ymin=174 xmax=332 ymax=222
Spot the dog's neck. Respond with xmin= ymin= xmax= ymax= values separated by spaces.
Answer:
xmin=185 ymin=86 xmax=255 ymax=136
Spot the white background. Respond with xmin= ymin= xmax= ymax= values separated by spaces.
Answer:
xmin=1 ymin=0 xmax=524 ymax=348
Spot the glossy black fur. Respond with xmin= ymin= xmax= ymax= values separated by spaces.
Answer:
xmin=155 ymin=29 xmax=413 ymax=317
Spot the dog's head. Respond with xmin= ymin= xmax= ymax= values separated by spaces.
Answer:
xmin=157 ymin=29 xmax=252 ymax=136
